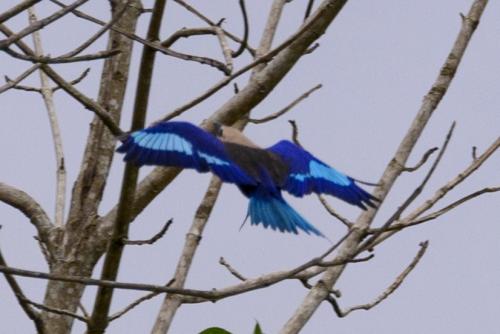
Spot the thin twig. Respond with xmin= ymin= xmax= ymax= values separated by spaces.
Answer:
xmin=173 ymin=0 xmax=255 ymax=55
xmin=249 ymin=84 xmax=322 ymax=124
xmin=78 ymin=302 xmax=89 ymax=319
xmin=317 ymin=195 xmax=353 ymax=228
xmin=0 ymin=64 xmax=40 ymax=94
xmin=231 ymin=0 xmax=249 ymax=57
xmin=23 ymin=297 xmax=88 ymax=323
xmin=122 ymin=219 xmax=173 ymax=245
xmin=318 ymin=254 xmax=374 ymax=267
xmin=289 ymin=120 xmax=301 ymax=146
xmin=219 ymin=257 xmax=247 ymax=281
xmin=304 ymin=0 xmax=315 ymax=21
xmin=401 ymin=147 xmax=439 ymax=172
xmin=332 ymin=241 xmax=429 ymax=317
xmin=108 ymin=291 xmax=161 ymax=322
xmin=6 ymin=68 xmax=91 ymax=94
xmin=472 ymin=145 xmax=478 ymax=161
xmin=161 ymin=27 xmax=214 ymax=47
xmin=52 ymin=68 xmax=90 ymax=92
xmin=3 ymin=46 xmax=121 ymax=64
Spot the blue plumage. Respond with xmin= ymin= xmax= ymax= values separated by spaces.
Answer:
xmin=247 ymin=189 xmax=323 ymax=236
xmin=116 ymin=121 xmax=377 ymax=236
xmin=268 ymin=140 xmax=376 ymax=209
xmin=117 ymin=122 xmax=255 ymax=185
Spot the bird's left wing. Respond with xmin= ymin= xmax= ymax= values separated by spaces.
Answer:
xmin=117 ymin=121 xmax=255 ymax=185
xmin=267 ymin=140 xmax=377 ymax=209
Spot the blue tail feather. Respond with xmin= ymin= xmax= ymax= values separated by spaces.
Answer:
xmin=247 ymin=191 xmax=323 ymax=237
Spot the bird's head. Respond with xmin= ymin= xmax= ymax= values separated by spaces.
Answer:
xmin=212 ymin=121 xmax=224 ymax=138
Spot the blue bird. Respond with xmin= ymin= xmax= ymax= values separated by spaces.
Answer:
xmin=116 ymin=121 xmax=377 ymax=236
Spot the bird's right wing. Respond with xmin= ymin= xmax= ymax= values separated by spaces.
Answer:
xmin=117 ymin=121 xmax=255 ymax=185
xmin=267 ymin=140 xmax=377 ymax=209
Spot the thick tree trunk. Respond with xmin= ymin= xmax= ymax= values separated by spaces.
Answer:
xmin=40 ymin=1 xmax=142 ymax=333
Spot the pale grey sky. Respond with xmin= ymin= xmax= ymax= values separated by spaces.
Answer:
xmin=1 ymin=1 xmax=499 ymax=333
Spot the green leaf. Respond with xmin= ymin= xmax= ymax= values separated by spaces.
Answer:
xmin=253 ymin=322 xmax=263 ymax=334
xmin=199 ymin=327 xmax=232 ymax=334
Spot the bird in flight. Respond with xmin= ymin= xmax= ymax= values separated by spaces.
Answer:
xmin=117 ymin=121 xmax=377 ymax=236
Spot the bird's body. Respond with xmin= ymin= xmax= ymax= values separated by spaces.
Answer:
xmin=117 ymin=121 xmax=376 ymax=236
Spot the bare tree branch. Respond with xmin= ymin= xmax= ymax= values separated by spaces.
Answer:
xmin=365 ymin=136 xmax=499 ymax=249
xmin=3 ymin=46 xmax=121 ymax=64
xmin=48 ymin=0 xmax=230 ymax=73
xmin=214 ymin=24 xmax=234 ymax=74
xmin=231 ymin=0 xmax=249 ymax=58
xmin=173 ymin=0 xmax=255 ymax=55
xmin=108 ymin=291 xmax=161 ymax=322
xmin=281 ymin=2 xmax=489 ymax=332
xmin=152 ymin=176 xmax=223 ymax=333
xmin=368 ymin=186 xmax=500 ymax=234
xmin=0 ymin=231 xmax=350 ymax=302
xmin=122 ymin=219 xmax=172 ymax=245
xmin=304 ymin=0 xmax=315 ymax=21
xmin=0 ymin=0 xmax=43 ymax=24
xmin=409 ymin=186 xmax=500 ymax=226
xmin=28 ymin=7 xmax=67 ymax=228
xmin=472 ymin=145 xmax=478 ymax=160
xmin=0 ymin=0 xmax=89 ymax=50
xmin=220 ymin=257 xmax=247 ymax=281
xmin=252 ymin=0 xmax=287 ymax=75
xmin=401 ymin=147 xmax=439 ymax=172
xmin=0 ymin=23 xmax=124 ymax=136
xmin=24 ymin=298 xmax=88 ymax=323
xmin=87 ymin=0 xmax=167 ymax=332
xmin=5 ymin=68 xmax=90 ymax=94
xmin=0 ymin=182 xmax=53 ymax=245
xmin=161 ymin=27 xmax=215 ymax=47
xmin=317 ymin=195 xmax=353 ymax=228
xmin=360 ymin=122 xmax=456 ymax=251
xmin=0 ymin=64 xmax=40 ymax=94
xmin=249 ymin=84 xmax=322 ymax=124
xmin=0 ymin=246 xmax=44 ymax=333
xmin=159 ymin=6 xmax=328 ymax=122
xmin=57 ymin=0 xmax=132 ymax=59
xmin=331 ymin=241 xmax=429 ymax=317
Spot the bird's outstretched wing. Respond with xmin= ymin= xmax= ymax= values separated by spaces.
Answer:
xmin=267 ymin=140 xmax=377 ymax=209
xmin=117 ymin=121 xmax=255 ymax=185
